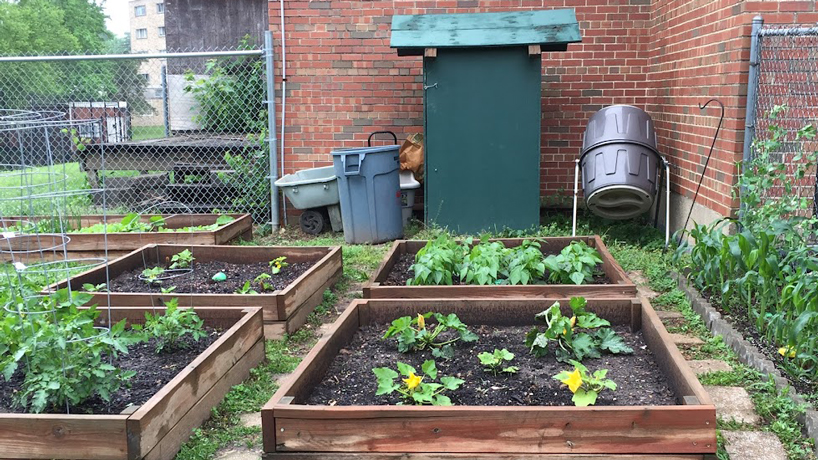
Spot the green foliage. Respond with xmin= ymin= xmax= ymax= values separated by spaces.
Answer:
xmin=76 ymin=213 xmax=165 ymax=234
xmin=383 ymin=312 xmax=478 ymax=359
xmin=234 ymin=280 xmax=258 ymax=295
xmin=170 ymin=249 xmax=195 ymax=269
xmin=477 ymin=348 xmax=518 ymax=375
xmin=0 ymin=289 xmax=139 ymax=413
xmin=372 ymin=360 xmax=464 ymax=406
xmin=141 ymin=266 xmax=166 ymax=285
xmin=81 ymin=282 xmax=106 ymax=292
xmin=269 ymin=256 xmax=288 ymax=275
xmin=543 ymin=241 xmax=603 ymax=285
xmin=253 ymin=272 xmax=273 ymax=291
xmin=504 ymin=240 xmax=546 ymax=285
xmin=526 ymin=297 xmax=632 ymax=363
xmin=458 ymin=237 xmax=508 ymax=285
xmin=139 ymin=298 xmax=206 ymax=354
xmin=553 ymin=360 xmax=617 ymax=406
xmin=408 ymin=233 xmax=465 ymax=285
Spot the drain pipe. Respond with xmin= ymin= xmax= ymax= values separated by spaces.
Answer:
xmin=279 ymin=0 xmax=288 ymax=226
xmin=264 ymin=31 xmax=279 ymax=231
xmin=572 ymin=159 xmax=580 ymax=236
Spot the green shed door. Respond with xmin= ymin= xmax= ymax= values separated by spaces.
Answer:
xmin=424 ymin=47 xmax=541 ymax=234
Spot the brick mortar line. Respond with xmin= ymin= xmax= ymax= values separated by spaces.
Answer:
xmin=672 ymin=271 xmax=818 ymax=447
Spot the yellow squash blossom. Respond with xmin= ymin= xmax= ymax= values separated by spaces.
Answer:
xmin=561 ymin=368 xmax=583 ymax=393
xmin=779 ymin=346 xmax=796 ymax=358
xmin=417 ymin=314 xmax=425 ymax=330
xmin=562 ymin=316 xmax=577 ymax=335
xmin=403 ymin=372 xmax=423 ymax=390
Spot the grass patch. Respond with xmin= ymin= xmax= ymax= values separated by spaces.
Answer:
xmin=131 ymin=125 xmax=166 ymax=141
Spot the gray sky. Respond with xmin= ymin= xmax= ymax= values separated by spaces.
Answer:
xmin=103 ymin=0 xmax=130 ymax=37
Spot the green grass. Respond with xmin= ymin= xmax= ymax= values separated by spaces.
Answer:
xmin=0 ymin=162 xmax=94 ymax=216
xmin=131 ymin=125 xmax=166 ymax=141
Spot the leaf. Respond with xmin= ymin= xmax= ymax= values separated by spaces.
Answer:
xmin=439 ymin=376 xmax=464 ymax=390
xmin=372 ymin=367 xmax=399 ymax=395
xmin=434 ymin=394 xmax=453 ymax=406
xmin=459 ymin=329 xmax=478 ymax=343
xmin=570 ymin=333 xmax=598 ymax=361
xmin=396 ymin=362 xmax=416 ymax=377
xmin=572 ymin=389 xmax=598 ymax=406
xmin=501 ymin=366 xmax=519 ymax=374
xmin=497 ymin=348 xmax=514 ymax=360
xmin=421 ymin=360 xmax=437 ymax=379
xmin=431 ymin=346 xmax=454 ymax=360
xmin=595 ymin=329 xmax=633 ymax=355
xmin=477 ymin=351 xmax=496 ymax=366
xmin=569 ymin=272 xmax=586 ymax=285
xmin=569 ymin=296 xmax=587 ymax=313
xmin=575 ymin=313 xmax=609 ymax=329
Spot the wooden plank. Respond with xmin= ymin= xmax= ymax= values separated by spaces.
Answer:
xmin=214 ymin=214 xmax=253 ymax=244
xmin=592 ymin=236 xmax=633 ymax=287
xmin=263 ymin=268 xmax=341 ymax=340
xmin=142 ymin=340 xmax=264 ymax=460
xmin=367 ymin=240 xmax=403 ymax=284
xmin=279 ymin=246 xmax=343 ymax=318
xmin=390 ymin=10 xmax=581 ymax=49
xmin=273 ymin=406 xmax=715 ymax=453
xmin=639 ymin=296 xmax=713 ymax=406
xmin=0 ymin=415 xmax=128 ymax=460
xmin=528 ymin=44 xmax=541 ymax=55
xmin=424 ymin=48 xmax=437 ymax=58
xmin=264 ymin=454 xmax=704 ymax=460
xmin=128 ymin=308 xmax=263 ymax=457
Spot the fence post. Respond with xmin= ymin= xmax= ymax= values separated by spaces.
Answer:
xmin=161 ymin=65 xmax=169 ymax=138
xmin=264 ymin=31 xmax=280 ymax=230
xmin=740 ymin=15 xmax=763 ymax=217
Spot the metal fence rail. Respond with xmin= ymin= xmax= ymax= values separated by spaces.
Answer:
xmin=746 ymin=18 xmax=818 ymax=218
xmin=0 ymin=38 xmax=275 ymax=224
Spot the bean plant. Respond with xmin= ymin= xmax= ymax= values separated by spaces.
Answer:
xmin=138 ymin=298 xmax=207 ymax=353
xmin=543 ymin=241 xmax=603 ymax=285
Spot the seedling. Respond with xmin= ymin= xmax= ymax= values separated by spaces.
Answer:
xmin=383 ymin=312 xmax=478 ymax=359
xmin=169 ymin=249 xmax=195 ymax=269
xmin=477 ymin=348 xmax=518 ymax=375
xmin=141 ymin=266 xmax=166 ymax=285
xmin=526 ymin=297 xmax=632 ymax=363
xmin=254 ymin=272 xmax=273 ymax=291
xmin=235 ymin=280 xmax=258 ymax=295
xmin=553 ymin=360 xmax=616 ymax=406
xmin=81 ymin=283 xmax=107 ymax=292
xmin=160 ymin=286 xmax=177 ymax=294
xmin=373 ymin=360 xmax=464 ymax=406
xmin=269 ymin=256 xmax=288 ymax=274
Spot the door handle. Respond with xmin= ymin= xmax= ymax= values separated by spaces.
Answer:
xmin=423 ymin=82 xmax=438 ymax=90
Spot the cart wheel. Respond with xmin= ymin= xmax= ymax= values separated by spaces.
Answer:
xmin=300 ymin=210 xmax=326 ymax=235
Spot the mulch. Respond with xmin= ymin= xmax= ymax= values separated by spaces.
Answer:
xmin=305 ymin=323 xmax=677 ymax=407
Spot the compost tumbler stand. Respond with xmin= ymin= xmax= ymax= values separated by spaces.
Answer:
xmin=571 ymin=157 xmax=671 ymax=247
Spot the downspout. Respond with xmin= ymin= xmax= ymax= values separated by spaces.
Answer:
xmin=279 ymin=0 xmax=288 ymax=226
xmin=264 ymin=31 xmax=279 ymax=230
xmin=740 ymin=15 xmax=763 ymax=218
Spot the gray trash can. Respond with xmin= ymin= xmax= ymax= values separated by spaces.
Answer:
xmin=332 ymin=145 xmax=404 ymax=244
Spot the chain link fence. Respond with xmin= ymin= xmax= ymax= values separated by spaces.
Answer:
xmin=0 ymin=45 xmax=272 ymax=223
xmin=749 ymin=22 xmax=818 ymax=218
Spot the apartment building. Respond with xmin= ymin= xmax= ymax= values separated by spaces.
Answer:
xmin=129 ymin=0 xmax=166 ymax=125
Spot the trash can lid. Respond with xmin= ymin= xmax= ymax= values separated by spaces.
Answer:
xmin=331 ymin=145 xmax=400 ymax=156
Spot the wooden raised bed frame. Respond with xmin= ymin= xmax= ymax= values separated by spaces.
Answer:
xmin=261 ymin=297 xmax=716 ymax=459
xmin=1 ymin=213 xmax=253 ymax=261
xmin=364 ymin=236 xmax=637 ymax=299
xmin=50 ymin=244 xmax=343 ymax=339
xmin=0 ymin=306 xmax=264 ymax=460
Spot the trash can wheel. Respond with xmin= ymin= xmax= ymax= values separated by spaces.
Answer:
xmin=300 ymin=209 xmax=327 ymax=235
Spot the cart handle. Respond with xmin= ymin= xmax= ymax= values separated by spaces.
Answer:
xmin=368 ymin=131 xmax=398 ymax=146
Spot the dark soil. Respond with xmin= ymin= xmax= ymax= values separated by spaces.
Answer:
xmin=107 ymin=261 xmax=314 ymax=294
xmin=382 ymin=254 xmax=610 ymax=286
xmin=0 ymin=329 xmax=221 ymax=414
xmin=703 ymin=289 xmax=817 ymax=398
xmin=305 ymin=324 xmax=677 ymax=407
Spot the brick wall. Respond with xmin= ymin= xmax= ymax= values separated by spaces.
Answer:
xmin=268 ymin=0 xmax=815 ymax=219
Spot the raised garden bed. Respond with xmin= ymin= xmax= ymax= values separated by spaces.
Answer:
xmin=0 ymin=306 xmax=264 ymax=460
xmin=49 ymin=244 xmax=343 ymax=339
xmin=261 ymin=297 xmax=716 ymax=458
xmin=0 ymin=213 xmax=253 ymax=261
xmin=364 ymin=236 xmax=636 ymax=299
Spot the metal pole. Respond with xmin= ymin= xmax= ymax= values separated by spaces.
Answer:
xmin=741 ymin=16 xmax=763 ymax=217
xmin=264 ymin=31 xmax=280 ymax=231
xmin=572 ymin=159 xmax=579 ymax=236
xmin=665 ymin=159 xmax=670 ymax=248
xmin=161 ymin=65 xmax=169 ymax=138
xmin=280 ymin=0 xmax=289 ymax=226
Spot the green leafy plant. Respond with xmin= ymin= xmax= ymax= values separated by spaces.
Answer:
xmin=0 ymin=289 xmax=139 ymax=413
xmin=82 ymin=283 xmax=107 ymax=292
xmin=526 ymin=297 xmax=632 ymax=362
xmin=477 ymin=348 xmax=518 ymax=375
xmin=139 ymin=298 xmax=206 ymax=353
xmin=373 ymin=360 xmax=464 ymax=405
xmin=141 ymin=266 xmax=166 ymax=285
xmin=76 ymin=213 xmax=166 ymax=234
xmin=269 ymin=256 xmax=288 ymax=275
xmin=553 ymin=360 xmax=616 ymax=406
xmin=169 ymin=249 xmax=195 ymax=269
xmin=408 ymin=234 xmax=465 ymax=285
xmin=235 ymin=280 xmax=258 ymax=295
xmin=383 ymin=312 xmax=478 ymax=359
xmin=503 ymin=240 xmax=546 ymax=285
xmin=254 ymin=272 xmax=273 ymax=291
xmin=60 ymin=128 xmax=91 ymax=152
xmin=543 ymin=241 xmax=603 ymax=285
xmin=160 ymin=286 xmax=177 ymax=294
xmin=458 ymin=237 xmax=508 ymax=285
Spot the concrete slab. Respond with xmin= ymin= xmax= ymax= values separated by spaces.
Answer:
xmin=214 ymin=448 xmax=261 ymax=460
xmin=687 ymin=359 xmax=733 ymax=375
xmin=239 ymin=412 xmax=261 ymax=428
xmin=722 ymin=431 xmax=787 ymax=460
xmin=704 ymin=386 xmax=760 ymax=425
xmin=627 ymin=270 xmax=659 ymax=299
xmin=669 ymin=333 xmax=704 ymax=346
xmin=656 ymin=310 xmax=684 ymax=321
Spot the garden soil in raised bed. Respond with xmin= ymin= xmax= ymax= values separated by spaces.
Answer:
xmin=305 ymin=324 xmax=677 ymax=407
xmin=108 ymin=261 xmax=314 ymax=294
xmin=382 ymin=254 xmax=610 ymax=286
xmin=0 ymin=328 xmax=221 ymax=414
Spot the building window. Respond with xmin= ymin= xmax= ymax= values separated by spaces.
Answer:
xmin=134 ymin=5 xmax=146 ymax=16
xmin=138 ymin=73 xmax=150 ymax=83
xmin=158 ymin=26 xmax=165 ymax=37
xmin=135 ymin=28 xmax=147 ymax=39
xmin=156 ymin=3 xmax=164 ymax=13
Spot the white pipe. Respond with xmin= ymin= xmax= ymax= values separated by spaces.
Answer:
xmin=665 ymin=160 xmax=670 ymax=247
xmin=572 ymin=159 xmax=579 ymax=237
xmin=279 ymin=0 xmax=288 ymax=225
